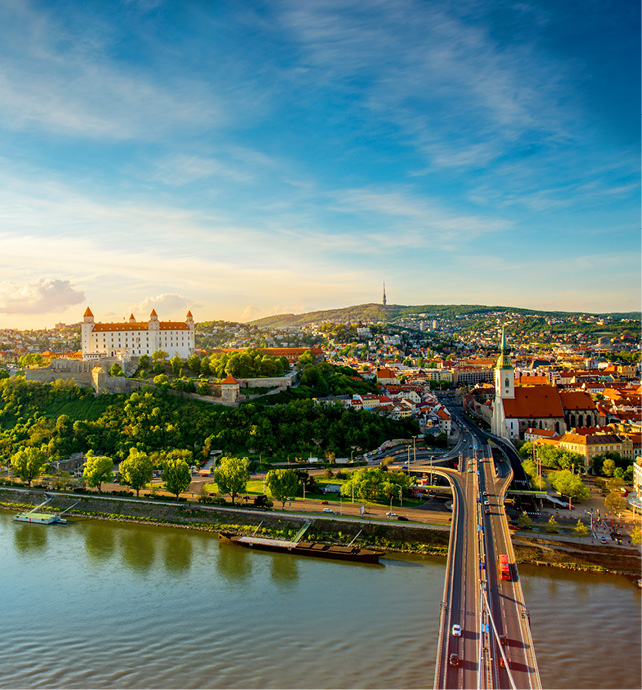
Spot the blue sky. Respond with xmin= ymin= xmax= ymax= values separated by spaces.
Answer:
xmin=0 ymin=0 xmax=639 ymax=328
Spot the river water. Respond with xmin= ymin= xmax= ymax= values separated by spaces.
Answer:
xmin=2 ymin=514 xmax=640 ymax=689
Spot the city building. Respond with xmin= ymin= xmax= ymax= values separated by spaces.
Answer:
xmin=81 ymin=308 xmax=195 ymax=359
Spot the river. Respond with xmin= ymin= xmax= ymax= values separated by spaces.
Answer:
xmin=1 ymin=514 xmax=640 ymax=689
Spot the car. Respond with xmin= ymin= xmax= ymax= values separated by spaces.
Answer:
xmin=485 ymin=508 xmax=490 ymax=515
xmin=322 ymin=508 xmax=335 ymax=514
xmin=483 ymin=491 xmax=488 ymax=496
xmin=397 ymin=515 xmax=409 ymax=521
xmin=386 ymin=511 xmax=397 ymax=517
xmin=449 ymin=653 xmax=460 ymax=667
xmin=451 ymin=624 xmax=462 ymax=637
xmin=499 ymin=634 xmax=507 ymax=645
xmin=321 ymin=500 xmax=329 ymax=504
xmin=601 ymin=536 xmax=607 ymax=544
xmin=484 ymin=500 xmax=490 ymax=506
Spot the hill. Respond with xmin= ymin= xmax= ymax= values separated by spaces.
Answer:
xmin=249 ymin=303 xmax=640 ymax=328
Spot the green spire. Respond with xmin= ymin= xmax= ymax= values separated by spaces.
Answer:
xmin=496 ymin=326 xmax=513 ymax=370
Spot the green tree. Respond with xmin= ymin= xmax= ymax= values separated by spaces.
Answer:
xmin=602 ymin=458 xmax=616 ymax=477
xmin=266 ymin=468 xmax=300 ymax=508
xmin=138 ymin=354 xmax=151 ymax=371
xmin=82 ymin=451 xmax=114 ymax=493
xmin=213 ymin=457 xmax=250 ymax=505
xmin=517 ymin=511 xmax=533 ymax=530
xmin=11 ymin=447 xmax=48 ymax=487
xmin=186 ymin=354 xmax=201 ymax=374
xmin=298 ymin=351 xmax=314 ymax=368
xmin=548 ymin=470 xmax=590 ymax=503
xmin=631 ymin=524 xmax=641 ymax=546
xmin=162 ymin=452 xmax=192 ymax=499
xmin=573 ymin=519 xmax=589 ymax=538
xmin=170 ymin=356 xmax=182 ymax=376
xmin=109 ymin=362 xmax=124 ymax=377
xmin=197 ymin=381 xmax=210 ymax=395
xmin=545 ymin=516 xmax=559 ymax=533
xmin=153 ymin=374 xmax=169 ymax=386
xmin=119 ymin=448 xmax=153 ymax=498
xmin=152 ymin=350 xmax=168 ymax=364
xmin=605 ymin=491 xmax=626 ymax=514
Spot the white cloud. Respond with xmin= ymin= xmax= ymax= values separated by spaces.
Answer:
xmin=132 ymin=294 xmax=194 ymax=319
xmin=0 ymin=278 xmax=85 ymax=314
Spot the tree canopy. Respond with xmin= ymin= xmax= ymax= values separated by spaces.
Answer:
xmin=119 ymin=447 xmax=153 ymax=497
xmin=82 ymin=450 xmax=113 ymax=492
xmin=213 ymin=457 xmax=250 ymax=505
xmin=11 ymin=446 xmax=48 ymax=486
xmin=162 ymin=450 xmax=192 ymax=499
xmin=266 ymin=469 xmax=300 ymax=508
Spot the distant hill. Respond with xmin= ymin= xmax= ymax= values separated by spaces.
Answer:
xmin=249 ymin=303 xmax=640 ymax=328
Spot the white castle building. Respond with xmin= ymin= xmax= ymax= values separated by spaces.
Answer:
xmin=81 ymin=307 xmax=195 ymax=359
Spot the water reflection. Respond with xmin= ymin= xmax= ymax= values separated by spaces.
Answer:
xmin=84 ymin=522 xmax=115 ymax=564
xmin=13 ymin=524 xmax=48 ymax=554
xmin=120 ymin=528 xmax=156 ymax=574
xmin=216 ymin=542 xmax=253 ymax=583
xmin=270 ymin=553 xmax=299 ymax=587
xmin=163 ymin=532 xmax=193 ymax=576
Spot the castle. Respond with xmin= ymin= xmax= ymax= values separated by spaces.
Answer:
xmin=81 ymin=307 xmax=195 ymax=359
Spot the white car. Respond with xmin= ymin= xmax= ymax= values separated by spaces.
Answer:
xmin=452 ymin=624 xmax=462 ymax=637
xmin=322 ymin=508 xmax=335 ymax=514
xmin=386 ymin=511 xmax=397 ymax=517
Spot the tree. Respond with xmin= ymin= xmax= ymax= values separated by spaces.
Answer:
xmin=109 ymin=362 xmax=124 ymax=377
xmin=153 ymin=374 xmax=169 ymax=386
xmin=11 ymin=447 xmax=47 ymax=487
xmin=545 ymin=516 xmax=559 ymax=533
xmin=548 ymin=470 xmax=590 ymax=503
xmin=213 ymin=457 xmax=250 ymax=505
xmin=170 ymin=356 xmax=182 ymax=376
xmin=573 ymin=519 xmax=589 ymax=538
xmin=152 ymin=350 xmax=168 ymax=364
xmin=266 ymin=469 xmax=300 ymax=508
xmin=605 ymin=491 xmax=626 ymax=514
xmin=631 ymin=524 xmax=641 ymax=546
xmin=298 ymin=351 xmax=314 ymax=368
xmin=162 ymin=452 xmax=192 ymax=499
xmin=119 ymin=448 xmax=153 ymax=497
xmin=197 ymin=381 xmax=210 ymax=395
xmin=517 ymin=511 xmax=533 ymax=530
xmin=82 ymin=451 xmax=114 ymax=493
xmin=602 ymin=458 xmax=616 ymax=477
xmin=138 ymin=354 xmax=151 ymax=371
xmin=186 ymin=354 xmax=201 ymax=374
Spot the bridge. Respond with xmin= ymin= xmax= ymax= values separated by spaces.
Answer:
xmin=413 ymin=412 xmax=541 ymax=689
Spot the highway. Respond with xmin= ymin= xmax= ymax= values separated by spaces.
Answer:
xmin=426 ymin=402 xmax=541 ymax=689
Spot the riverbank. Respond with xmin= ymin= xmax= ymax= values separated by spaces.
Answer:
xmin=1 ymin=487 xmax=639 ymax=576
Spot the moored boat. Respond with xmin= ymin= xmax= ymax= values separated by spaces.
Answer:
xmin=219 ymin=522 xmax=383 ymax=564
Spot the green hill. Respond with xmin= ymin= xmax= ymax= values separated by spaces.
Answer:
xmin=249 ymin=303 xmax=640 ymax=328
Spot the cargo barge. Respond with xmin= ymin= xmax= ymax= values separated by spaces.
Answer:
xmin=219 ymin=522 xmax=383 ymax=564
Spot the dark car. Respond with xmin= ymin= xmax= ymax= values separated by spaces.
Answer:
xmin=321 ymin=500 xmax=329 ymax=505
xmin=485 ymin=508 xmax=490 ymax=515
xmin=397 ymin=515 xmax=409 ymax=521
xmin=449 ymin=653 xmax=459 ymax=667
xmin=499 ymin=634 xmax=507 ymax=645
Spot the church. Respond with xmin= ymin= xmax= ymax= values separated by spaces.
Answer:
xmin=490 ymin=329 xmax=596 ymax=440
xmin=81 ymin=307 xmax=195 ymax=359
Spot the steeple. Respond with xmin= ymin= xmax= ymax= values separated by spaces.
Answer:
xmin=382 ymin=281 xmax=387 ymax=306
xmin=496 ymin=326 xmax=512 ymax=370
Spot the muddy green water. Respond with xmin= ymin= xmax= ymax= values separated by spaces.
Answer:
xmin=1 ymin=514 xmax=640 ymax=689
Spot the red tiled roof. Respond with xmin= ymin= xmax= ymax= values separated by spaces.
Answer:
xmin=221 ymin=375 xmax=239 ymax=384
xmin=83 ymin=307 xmax=93 ymax=317
xmin=502 ymin=386 xmax=564 ymax=419
xmin=559 ymin=390 xmax=597 ymax=411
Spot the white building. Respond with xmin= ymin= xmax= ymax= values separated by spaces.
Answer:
xmin=81 ymin=308 xmax=195 ymax=359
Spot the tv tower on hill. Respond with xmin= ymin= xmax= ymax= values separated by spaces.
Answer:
xmin=382 ymin=281 xmax=387 ymax=306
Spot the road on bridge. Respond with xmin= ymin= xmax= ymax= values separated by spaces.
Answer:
xmin=427 ymin=409 xmax=541 ymax=690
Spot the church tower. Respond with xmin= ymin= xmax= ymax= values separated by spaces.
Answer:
xmin=491 ymin=326 xmax=514 ymax=437
xmin=382 ymin=281 xmax=387 ymax=306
